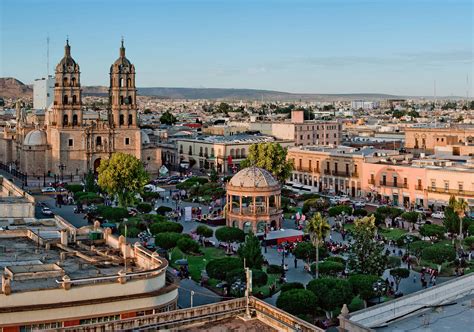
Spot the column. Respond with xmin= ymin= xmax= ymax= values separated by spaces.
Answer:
xmin=239 ymin=195 xmax=242 ymax=214
xmin=252 ymin=196 xmax=256 ymax=214
xmin=266 ymin=196 xmax=270 ymax=213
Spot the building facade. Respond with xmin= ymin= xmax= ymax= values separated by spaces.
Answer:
xmin=404 ymin=125 xmax=474 ymax=152
xmin=33 ymin=76 xmax=55 ymax=110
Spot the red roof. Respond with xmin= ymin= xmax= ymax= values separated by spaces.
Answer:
xmin=183 ymin=123 xmax=202 ymax=128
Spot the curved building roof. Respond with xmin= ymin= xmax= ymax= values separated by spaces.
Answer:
xmin=23 ymin=130 xmax=47 ymax=146
xmin=228 ymin=166 xmax=279 ymax=189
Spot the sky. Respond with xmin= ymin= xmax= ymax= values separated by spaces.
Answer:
xmin=1 ymin=0 xmax=473 ymax=96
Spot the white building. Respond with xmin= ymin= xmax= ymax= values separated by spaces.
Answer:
xmin=33 ymin=76 xmax=55 ymax=110
xmin=351 ymin=100 xmax=379 ymax=110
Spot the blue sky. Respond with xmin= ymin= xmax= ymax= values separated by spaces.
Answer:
xmin=1 ymin=0 xmax=472 ymax=96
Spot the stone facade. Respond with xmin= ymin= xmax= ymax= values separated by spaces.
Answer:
xmin=0 ymin=40 xmax=161 ymax=177
xmin=404 ymin=126 xmax=474 ymax=152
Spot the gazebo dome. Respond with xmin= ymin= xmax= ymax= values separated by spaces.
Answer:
xmin=229 ymin=166 xmax=279 ymax=188
xmin=23 ymin=130 xmax=47 ymax=146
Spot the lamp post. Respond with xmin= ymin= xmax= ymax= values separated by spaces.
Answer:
xmin=373 ymin=280 xmax=387 ymax=304
xmin=58 ymin=163 xmax=66 ymax=182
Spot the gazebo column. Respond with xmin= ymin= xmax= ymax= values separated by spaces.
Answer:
xmin=252 ymin=196 xmax=256 ymax=214
xmin=239 ymin=196 xmax=242 ymax=214
xmin=266 ymin=196 xmax=270 ymax=213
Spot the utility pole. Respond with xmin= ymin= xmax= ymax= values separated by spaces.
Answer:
xmin=46 ymin=35 xmax=50 ymax=77
xmin=190 ymin=290 xmax=195 ymax=308
xmin=124 ymin=221 xmax=128 ymax=274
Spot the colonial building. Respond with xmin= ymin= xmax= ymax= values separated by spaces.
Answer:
xmin=0 ymin=40 xmax=161 ymax=178
xmin=404 ymin=125 xmax=474 ymax=152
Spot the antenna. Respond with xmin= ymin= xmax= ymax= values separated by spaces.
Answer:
xmin=433 ymin=80 xmax=436 ymax=107
xmin=467 ymin=74 xmax=469 ymax=100
xmin=46 ymin=35 xmax=50 ymax=77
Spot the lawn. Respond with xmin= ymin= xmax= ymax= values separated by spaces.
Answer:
xmin=169 ymin=246 xmax=226 ymax=282
xmin=378 ymin=227 xmax=408 ymax=241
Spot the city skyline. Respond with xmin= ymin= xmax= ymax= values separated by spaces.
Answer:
xmin=1 ymin=0 xmax=473 ymax=97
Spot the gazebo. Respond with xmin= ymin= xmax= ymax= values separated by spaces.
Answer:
xmin=226 ymin=166 xmax=283 ymax=233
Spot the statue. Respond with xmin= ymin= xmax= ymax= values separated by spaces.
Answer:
xmin=15 ymin=99 xmax=27 ymax=125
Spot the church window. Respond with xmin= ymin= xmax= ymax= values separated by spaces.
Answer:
xmin=72 ymin=114 xmax=78 ymax=126
xmin=128 ymin=114 xmax=133 ymax=125
xmin=71 ymin=77 xmax=76 ymax=86
xmin=72 ymin=95 xmax=77 ymax=104
xmin=63 ymin=77 xmax=68 ymax=86
xmin=63 ymin=95 xmax=68 ymax=105
xmin=128 ymin=96 xmax=133 ymax=105
xmin=119 ymin=114 xmax=125 ymax=125
xmin=119 ymin=78 xmax=123 ymax=87
xmin=68 ymin=139 xmax=73 ymax=147
xmin=125 ymin=138 xmax=130 ymax=145
xmin=120 ymin=96 xmax=124 ymax=105
xmin=63 ymin=114 xmax=68 ymax=126
xmin=96 ymin=136 xmax=102 ymax=146
xmin=127 ymin=78 xmax=131 ymax=87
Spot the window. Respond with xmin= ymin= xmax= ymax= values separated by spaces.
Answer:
xmin=71 ymin=77 xmax=76 ymax=86
xmin=382 ymin=175 xmax=386 ymax=185
xmin=300 ymin=135 xmax=303 ymax=140
xmin=119 ymin=114 xmax=125 ymax=125
xmin=120 ymin=96 xmax=124 ymax=105
xmin=431 ymin=180 xmax=436 ymax=190
xmin=63 ymin=95 xmax=68 ymax=105
xmin=96 ymin=136 xmax=102 ymax=146
xmin=72 ymin=114 xmax=78 ymax=126
xmin=393 ymin=176 xmax=398 ymax=187
xmin=127 ymin=78 xmax=131 ymax=87
xmin=128 ymin=96 xmax=133 ymax=105
xmin=459 ymin=182 xmax=463 ymax=192
xmin=354 ymin=165 xmax=358 ymax=175
xmin=63 ymin=114 xmax=68 ymax=126
xmin=125 ymin=137 xmax=130 ymax=145
xmin=63 ymin=77 xmax=68 ymax=86
xmin=72 ymin=95 xmax=77 ymax=104
xmin=334 ymin=162 xmax=338 ymax=174
xmin=128 ymin=114 xmax=133 ymax=125
xmin=444 ymin=181 xmax=449 ymax=192
xmin=68 ymin=139 xmax=73 ymax=147
xmin=309 ymin=160 xmax=312 ymax=170
xmin=345 ymin=164 xmax=349 ymax=175
xmin=316 ymin=160 xmax=320 ymax=172
xmin=188 ymin=146 xmax=192 ymax=155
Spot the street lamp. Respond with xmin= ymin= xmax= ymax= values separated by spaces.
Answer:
xmin=58 ymin=163 xmax=66 ymax=182
xmin=373 ymin=280 xmax=387 ymax=304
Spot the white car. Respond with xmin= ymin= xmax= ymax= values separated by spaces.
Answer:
xmin=353 ymin=201 xmax=366 ymax=209
xmin=431 ymin=211 xmax=445 ymax=219
xmin=41 ymin=187 xmax=56 ymax=193
xmin=41 ymin=207 xmax=54 ymax=216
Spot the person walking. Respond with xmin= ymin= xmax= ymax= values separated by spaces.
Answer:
xmin=294 ymin=257 xmax=298 ymax=269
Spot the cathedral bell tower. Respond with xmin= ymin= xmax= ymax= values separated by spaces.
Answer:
xmin=51 ymin=39 xmax=83 ymax=127
xmin=109 ymin=39 xmax=137 ymax=128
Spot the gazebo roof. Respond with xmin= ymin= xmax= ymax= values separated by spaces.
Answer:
xmin=228 ymin=166 xmax=279 ymax=189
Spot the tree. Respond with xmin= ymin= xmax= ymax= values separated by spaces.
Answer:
xmin=177 ymin=237 xmax=200 ymax=254
xmin=419 ymin=224 xmax=445 ymax=241
xmin=307 ymin=277 xmax=353 ymax=316
xmin=453 ymin=197 xmax=469 ymax=242
xmin=390 ymin=268 xmax=410 ymax=291
xmin=280 ymin=282 xmax=305 ymax=293
xmin=215 ymin=227 xmax=245 ymax=254
xmin=84 ymin=169 xmax=98 ymax=192
xmin=209 ymin=168 xmax=219 ymax=183
xmin=196 ymin=225 xmax=213 ymax=245
xmin=237 ymin=232 xmax=264 ymax=269
xmin=159 ymin=110 xmax=177 ymax=125
xmin=305 ymin=213 xmax=331 ymax=278
xmin=348 ymin=274 xmax=380 ymax=306
xmin=401 ymin=211 xmax=421 ymax=223
xmin=422 ymin=245 xmax=456 ymax=265
xmin=312 ymin=261 xmax=345 ymax=276
xmin=276 ymin=289 xmax=318 ymax=317
xmin=97 ymin=153 xmax=149 ymax=207
xmin=155 ymin=232 xmax=186 ymax=249
xmin=206 ymin=257 xmax=243 ymax=280
xmin=150 ymin=221 xmax=183 ymax=234
xmin=348 ymin=215 xmax=387 ymax=276
xmin=328 ymin=205 xmax=353 ymax=217
xmin=240 ymin=142 xmax=293 ymax=183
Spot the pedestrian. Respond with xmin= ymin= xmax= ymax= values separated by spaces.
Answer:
xmin=413 ymin=275 xmax=416 ymax=283
xmin=294 ymin=257 xmax=297 ymax=269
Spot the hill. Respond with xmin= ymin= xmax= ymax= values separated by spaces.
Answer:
xmin=0 ymin=77 xmax=33 ymax=99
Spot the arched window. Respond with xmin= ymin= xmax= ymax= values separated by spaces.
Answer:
xmin=72 ymin=95 xmax=77 ymax=104
xmin=128 ymin=96 xmax=132 ymax=105
xmin=127 ymin=78 xmax=131 ymax=87
xmin=119 ymin=114 xmax=125 ymax=125
xmin=71 ymin=77 xmax=76 ymax=86
xmin=63 ymin=77 xmax=68 ymax=86
xmin=241 ymin=148 xmax=245 ymax=158
xmin=230 ymin=149 xmax=235 ymax=157
xmin=128 ymin=114 xmax=133 ymax=125
xmin=72 ymin=114 xmax=78 ymax=126
xmin=63 ymin=114 xmax=68 ymax=126
xmin=119 ymin=78 xmax=123 ymax=87
xmin=96 ymin=136 xmax=102 ymax=146
xmin=63 ymin=95 xmax=68 ymax=105
xmin=120 ymin=96 xmax=124 ymax=105
xmin=188 ymin=146 xmax=192 ymax=155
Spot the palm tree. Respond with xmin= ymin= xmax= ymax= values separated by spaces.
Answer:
xmin=453 ymin=198 xmax=468 ymax=246
xmin=306 ymin=212 xmax=331 ymax=279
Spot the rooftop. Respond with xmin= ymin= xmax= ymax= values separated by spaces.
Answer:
xmin=290 ymin=145 xmax=400 ymax=157
xmin=179 ymin=134 xmax=279 ymax=144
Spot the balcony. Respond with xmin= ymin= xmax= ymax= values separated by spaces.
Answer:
xmin=427 ymin=187 xmax=474 ymax=197
xmin=379 ymin=181 xmax=408 ymax=189
xmin=415 ymin=185 xmax=423 ymax=191
xmin=295 ymin=166 xmax=312 ymax=172
xmin=368 ymin=179 xmax=375 ymax=185
xmin=324 ymin=169 xmax=331 ymax=175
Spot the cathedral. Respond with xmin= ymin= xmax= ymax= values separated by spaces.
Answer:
xmin=0 ymin=40 xmax=160 ymax=178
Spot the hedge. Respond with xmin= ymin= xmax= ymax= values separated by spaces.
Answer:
xmin=353 ymin=209 xmax=368 ymax=217
xmin=155 ymin=232 xmax=186 ymax=249
xmin=276 ymin=289 xmax=318 ymax=316
xmin=328 ymin=205 xmax=353 ymax=217
xmin=156 ymin=206 xmax=173 ymax=215
xmin=77 ymin=192 xmax=104 ymax=204
xmin=65 ymin=184 xmax=83 ymax=193
xmin=311 ymin=261 xmax=344 ymax=276
xmin=326 ymin=256 xmax=346 ymax=264
xmin=280 ymin=282 xmax=305 ymax=293
xmin=177 ymin=237 xmax=200 ymax=254
xmin=266 ymin=264 xmax=284 ymax=274
xmin=206 ymin=257 xmax=243 ymax=280
xmin=136 ymin=202 xmax=153 ymax=213
xmin=149 ymin=221 xmax=183 ymax=234
xmin=96 ymin=206 xmax=129 ymax=222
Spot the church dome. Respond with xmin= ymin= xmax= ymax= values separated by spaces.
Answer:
xmin=111 ymin=40 xmax=133 ymax=71
xmin=228 ymin=166 xmax=279 ymax=188
xmin=23 ymin=130 xmax=47 ymax=146
xmin=55 ymin=40 xmax=79 ymax=72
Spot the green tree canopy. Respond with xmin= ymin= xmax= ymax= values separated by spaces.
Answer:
xmin=215 ymin=227 xmax=245 ymax=253
xmin=240 ymin=142 xmax=293 ymax=183
xmin=348 ymin=274 xmax=380 ymax=302
xmin=237 ymin=232 xmax=264 ymax=269
xmin=276 ymin=289 xmax=318 ymax=316
xmin=307 ymin=277 xmax=353 ymax=314
xmin=390 ymin=268 xmax=410 ymax=291
xmin=419 ymin=224 xmax=445 ymax=241
xmin=306 ymin=213 xmax=331 ymax=278
xmin=97 ymin=153 xmax=149 ymax=207
xmin=348 ymin=215 xmax=387 ymax=276
xmin=159 ymin=110 xmax=177 ymax=125
xmin=422 ymin=245 xmax=456 ymax=265
xmin=196 ymin=225 xmax=213 ymax=245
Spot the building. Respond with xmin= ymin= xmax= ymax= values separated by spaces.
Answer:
xmin=226 ymin=167 xmax=283 ymax=233
xmin=404 ymin=125 xmax=474 ymax=152
xmin=351 ymin=100 xmax=379 ymax=110
xmin=287 ymin=146 xmax=400 ymax=197
xmin=0 ymin=176 xmax=35 ymax=218
xmin=33 ymin=76 xmax=55 ymax=110
xmin=0 ymin=40 xmax=162 ymax=178
xmin=177 ymin=134 xmax=294 ymax=174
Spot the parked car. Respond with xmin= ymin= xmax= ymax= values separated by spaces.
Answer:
xmin=431 ymin=211 xmax=445 ymax=219
xmin=338 ymin=195 xmax=351 ymax=204
xmin=41 ymin=207 xmax=54 ymax=216
xmin=415 ymin=207 xmax=432 ymax=217
xmin=353 ymin=200 xmax=366 ymax=209
xmin=329 ymin=196 xmax=341 ymax=205
xmin=41 ymin=187 xmax=56 ymax=193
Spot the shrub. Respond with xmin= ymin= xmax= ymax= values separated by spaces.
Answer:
xmin=136 ymin=202 xmax=153 ymax=213
xmin=215 ymin=227 xmax=245 ymax=244
xmin=307 ymin=277 xmax=353 ymax=313
xmin=396 ymin=234 xmax=421 ymax=247
xmin=150 ymin=221 xmax=183 ymax=234
xmin=280 ymin=282 xmax=305 ymax=293
xmin=353 ymin=209 xmax=368 ymax=217
xmin=276 ymin=289 xmax=318 ymax=316
xmin=65 ymin=184 xmax=83 ymax=193
xmin=267 ymin=264 xmax=284 ymax=274
xmin=299 ymin=193 xmax=321 ymax=201
xmin=156 ymin=205 xmax=173 ymax=215
xmin=206 ymin=257 xmax=243 ymax=280
xmin=177 ymin=237 xmax=200 ymax=254
xmin=141 ymin=191 xmax=161 ymax=201
xmin=251 ymin=269 xmax=268 ymax=287
xmin=464 ymin=236 xmax=474 ymax=249
xmin=196 ymin=225 xmax=213 ymax=239
xmin=409 ymin=241 xmax=431 ymax=258
xmin=119 ymin=224 xmax=141 ymax=237
xmin=96 ymin=206 xmax=129 ymax=222
xmin=326 ymin=256 xmax=346 ymax=264
xmin=422 ymin=245 xmax=456 ymax=265
xmin=311 ymin=261 xmax=344 ymax=276
xmin=328 ymin=205 xmax=353 ymax=217
xmin=293 ymin=241 xmax=328 ymax=261
xmin=348 ymin=274 xmax=380 ymax=301
xmin=155 ymin=232 xmax=185 ymax=249
xmin=401 ymin=211 xmax=421 ymax=223
xmin=376 ymin=206 xmax=403 ymax=219
xmin=303 ymin=198 xmax=329 ymax=214
xmin=77 ymin=192 xmax=104 ymax=204
xmin=419 ymin=224 xmax=446 ymax=241
xmin=387 ymin=256 xmax=401 ymax=268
